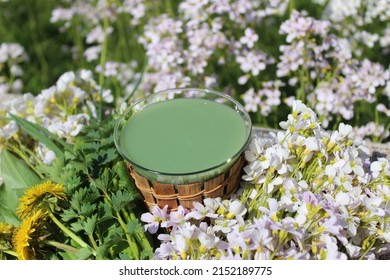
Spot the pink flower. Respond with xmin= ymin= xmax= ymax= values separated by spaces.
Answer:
xmin=240 ymin=28 xmax=259 ymax=48
xmin=140 ymin=205 xmax=168 ymax=234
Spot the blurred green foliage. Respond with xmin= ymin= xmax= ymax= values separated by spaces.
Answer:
xmin=0 ymin=0 xmax=77 ymax=93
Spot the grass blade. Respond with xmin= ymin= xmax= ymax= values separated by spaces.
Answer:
xmin=0 ymin=149 xmax=41 ymax=225
xmin=10 ymin=114 xmax=72 ymax=155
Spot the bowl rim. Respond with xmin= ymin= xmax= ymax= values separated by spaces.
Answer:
xmin=113 ymin=87 xmax=252 ymax=178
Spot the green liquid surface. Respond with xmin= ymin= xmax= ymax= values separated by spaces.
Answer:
xmin=120 ymin=98 xmax=247 ymax=174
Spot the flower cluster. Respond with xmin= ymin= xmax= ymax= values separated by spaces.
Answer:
xmin=142 ymin=100 xmax=390 ymax=260
xmin=0 ymin=43 xmax=27 ymax=95
xmin=241 ymin=100 xmax=390 ymax=259
xmin=0 ymin=181 xmax=67 ymax=260
xmin=16 ymin=1 xmax=384 ymax=142
xmin=142 ymin=199 xmax=252 ymax=260
xmin=137 ymin=0 xmax=286 ymax=96
xmin=276 ymin=10 xmax=390 ymax=136
xmin=0 ymin=70 xmax=113 ymax=167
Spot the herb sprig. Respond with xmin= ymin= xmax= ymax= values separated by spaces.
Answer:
xmin=33 ymin=117 xmax=154 ymax=260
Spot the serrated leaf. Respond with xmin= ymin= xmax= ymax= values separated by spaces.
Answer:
xmin=63 ymin=175 xmax=83 ymax=192
xmin=91 ymin=168 xmax=113 ymax=192
xmin=83 ymin=214 xmax=97 ymax=235
xmin=100 ymin=134 xmax=114 ymax=146
xmin=84 ymin=130 xmax=101 ymax=140
xmin=79 ymin=202 xmax=96 ymax=216
xmin=70 ymin=195 xmax=81 ymax=211
xmin=99 ymin=202 xmax=114 ymax=219
xmin=127 ymin=220 xmax=142 ymax=235
xmin=69 ymin=188 xmax=89 ymax=211
xmin=70 ymin=222 xmax=85 ymax=233
xmin=82 ymin=142 xmax=101 ymax=152
xmin=91 ymin=148 xmax=118 ymax=166
xmin=95 ymin=244 xmax=110 ymax=260
xmin=111 ymin=190 xmax=133 ymax=212
xmin=61 ymin=208 xmax=79 ymax=222
xmin=95 ymin=203 xmax=116 ymax=236
xmin=140 ymin=248 xmax=154 ymax=260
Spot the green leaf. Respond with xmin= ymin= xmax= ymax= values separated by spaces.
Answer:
xmin=1 ymin=149 xmax=40 ymax=190
xmin=119 ymin=247 xmax=137 ymax=260
xmin=100 ymin=134 xmax=114 ymax=147
xmin=70 ymin=222 xmax=84 ymax=233
xmin=58 ymin=251 xmax=77 ymax=260
xmin=92 ymin=148 xmax=118 ymax=166
xmin=63 ymin=174 xmax=83 ymax=193
xmin=83 ymin=214 xmax=97 ymax=235
xmin=126 ymin=220 xmax=142 ymax=235
xmin=91 ymin=168 xmax=113 ymax=192
xmin=9 ymin=114 xmax=69 ymax=156
xmin=119 ymin=251 xmax=132 ymax=260
xmin=140 ymin=248 xmax=154 ymax=260
xmin=78 ymin=141 xmax=101 ymax=153
xmin=115 ymin=160 xmax=141 ymax=200
xmin=79 ymin=202 xmax=96 ymax=217
xmin=111 ymin=190 xmax=134 ymax=213
xmin=0 ymin=198 xmax=19 ymax=225
xmin=36 ymin=156 xmax=65 ymax=184
xmin=76 ymin=248 xmax=93 ymax=260
xmin=61 ymin=208 xmax=78 ymax=222
xmin=0 ymin=149 xmax=40 ymax=225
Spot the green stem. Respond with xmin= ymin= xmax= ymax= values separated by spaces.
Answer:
xmin=88 ymin=234 xmax=98 ymax=251
xmin=27 ymin=2 xmax=48 ymax=87
xmin=4 ymin=250 xmax=18 ymax=258
xmin=112 ymin=77 xmax=122 ymax=107
xmin=332 ymin=114 xmax=342 ymax=131
xmin=8 ymin=144 xmax=44 ymax=179
xmin=47 ymin=211 xmax=94 ymax=253
xmin=374 ymin=97 xmax=380 ymax=143
xmin=359 ymin=239 xmax=376 ymax=260
xmin=116 ymin=13 xmax=130 ymax=62
xmin=297 ymin=67 xmax=306 ymax=102
xmin=288 ymin=0 xmax=295 ymax=15
xmin=45 ymin=240 xmax=80 ymax=255
xmin=123 ymin=207 xmax=153 ymax=253
xmin=16 ymin=138 xmax=43 ymax=166
xmin=72 ymin=17 xmax=85 ymax=68
xmin=103 ymin=196 xmax=140 ymax=259
xmin=165 ymin=0 xmax=175 ymax=17
xmin=379 ymin=122 xmax=390 ymax=142
xmin=116 ymin=212 xmax=140 ymax=259
xmin=303 ymin=156 xmax=319 ymax=183
xmin=98 ymin=17 xmax=110 ymax=122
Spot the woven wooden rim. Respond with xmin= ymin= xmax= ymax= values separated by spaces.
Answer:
xmin=128 ymin=155 xmax=245 ymax=211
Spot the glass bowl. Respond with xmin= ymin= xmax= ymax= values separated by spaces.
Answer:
xmin=114 ymin=88 xmax=252 ymax=184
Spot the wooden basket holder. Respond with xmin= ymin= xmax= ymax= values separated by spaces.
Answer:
xmin=127 ymin=155 xmax=245 ymax=211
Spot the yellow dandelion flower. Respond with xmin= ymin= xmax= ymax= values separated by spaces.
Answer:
xmin=12 ymin=209 xmax=47 ymax=260
xmin=17 ymin=181 xmax=66 ymax=219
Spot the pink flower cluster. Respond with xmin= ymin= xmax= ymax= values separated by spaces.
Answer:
xmin=141 ymin=100 xmax=390 ymax=260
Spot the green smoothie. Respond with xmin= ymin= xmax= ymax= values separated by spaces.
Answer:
xmin=119 ymin=98 xmax=247 ymax=175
